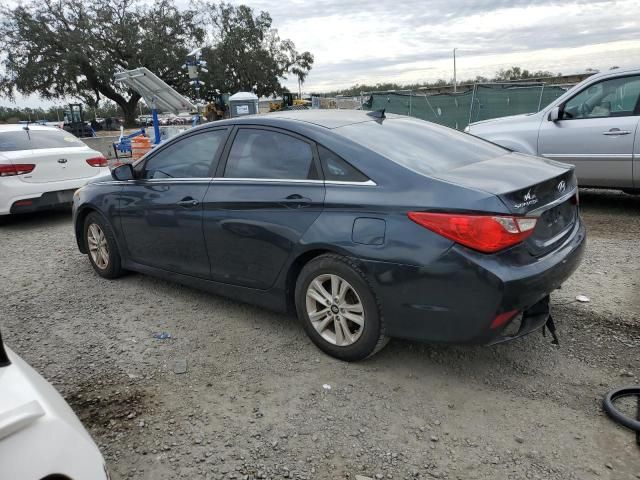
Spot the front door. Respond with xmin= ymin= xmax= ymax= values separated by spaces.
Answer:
xmin=538 ymin=74 xmax=640 ymax=188
xmin=119 ymin=128 xmax=229 ymax=277
xmin=203 ymin=127 xmax=325 ymax=289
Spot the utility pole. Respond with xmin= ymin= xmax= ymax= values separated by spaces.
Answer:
xmin=453 ymin=48 xmax=457 ymax=93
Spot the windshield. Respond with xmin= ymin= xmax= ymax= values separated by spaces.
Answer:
xmin=0 ymin=129 xmax=85 ymax=152
xmin=336 ymin=117 xmax=508 ymax=176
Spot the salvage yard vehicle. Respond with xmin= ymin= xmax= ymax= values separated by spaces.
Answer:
xmin=0 ymin=124 xmax=109 ymax=218
xmin=72 ymin=110 xmax=585 ymax=361
xmin=0 ymin=329 xmax=109 ymax=479
xmin=466 ymin=67 xmax=640 ymax=193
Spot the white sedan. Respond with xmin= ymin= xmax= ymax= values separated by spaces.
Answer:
xmin=0 ymin=124 xmax=109 ymax=217
xmin=0 ymin=330 xmax=109 ymax=479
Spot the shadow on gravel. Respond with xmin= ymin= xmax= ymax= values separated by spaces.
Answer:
xmin=68 ymin=382 xmax=150 ymax=435
xmin=579 ymin=188 xmax=640 ymax=213
xmin=0 ymin=208 xmax=72 ymax=228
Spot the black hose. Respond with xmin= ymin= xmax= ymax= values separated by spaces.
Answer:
xmin=602 ymin=385 xmax=640 ymax=447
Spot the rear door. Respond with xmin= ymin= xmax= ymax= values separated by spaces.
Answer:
xmin=538 ymin=74 xmax=640 ymax=188
xmin=119 ymin=128 xmax=229 ymax=277
xmin=0 ymin=128 xmax=100 ymax=183
xmin=203 ymin=126 xmax=325 ymax=289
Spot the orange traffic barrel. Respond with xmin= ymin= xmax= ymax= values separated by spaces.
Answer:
xmin=131 ymin=135 xmax=152 ymax=160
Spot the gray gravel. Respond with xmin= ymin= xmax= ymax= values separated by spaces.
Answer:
xmin=1 ymin=189 xmax=639 ymax=480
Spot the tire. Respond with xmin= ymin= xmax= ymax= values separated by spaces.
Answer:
xmin=295 ymin=254 xmax=389 ymax=361
xmin=83 ymin=211 xmax=124 ymax=279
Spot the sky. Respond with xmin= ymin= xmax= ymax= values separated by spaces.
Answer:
xmin=8 ymin=0 xmax=640 ymax=107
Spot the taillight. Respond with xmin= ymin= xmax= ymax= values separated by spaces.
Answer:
xmin=0 ymin=164 xmax=35 ymax=176
xmin=86 ymin=156 xmax=108 ymax=167
xmin=490 ymin=310 xmax=519 ymax=330
xmin=407 ymin=212 xmax=538 ymax=253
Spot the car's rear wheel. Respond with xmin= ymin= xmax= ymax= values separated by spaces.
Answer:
xmin=84 ymin=212 xmax=124 ymax=279
xmin=295 ymin=254 xmax=388 ymax=361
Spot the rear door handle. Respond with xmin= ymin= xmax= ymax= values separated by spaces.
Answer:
xmin=602 ymin=128 xmax=631 ymax=136
xmin=177 ymin=197 xmax=199 ymax=208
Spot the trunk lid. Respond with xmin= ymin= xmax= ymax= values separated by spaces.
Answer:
xmin=0 ymin=127 xmax=101 ymax=183
xmin=431 ymin=152 xmax=579 ymax=255
xmin=16 ymin=146 xmax=102 ymax=183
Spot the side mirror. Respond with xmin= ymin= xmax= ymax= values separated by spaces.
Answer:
xmin=548 ymin=106 xmax=561 ymax=122
xmin=111 ymin=163 xmax=135 ymax=181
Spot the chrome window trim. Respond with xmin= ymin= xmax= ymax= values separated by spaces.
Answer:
xmin=211 ymin=177 xmax=377 ymax=186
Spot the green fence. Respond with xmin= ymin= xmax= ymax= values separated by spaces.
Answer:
xmin=363 ymin=83 xmax=572 ymax=130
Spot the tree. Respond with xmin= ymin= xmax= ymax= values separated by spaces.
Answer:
xmin=199 ymin=2 xmax=313 ymax=99
xmin=0 ymin=0 xmax=204 ymax=126
xmin=290 ymin=51 xmax=314 ymax=98
xmin=495 ymin=66 xmax=558 ymax=81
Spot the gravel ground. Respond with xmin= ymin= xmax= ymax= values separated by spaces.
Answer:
xmin=1 ymin=189 xmax=639 ymax=480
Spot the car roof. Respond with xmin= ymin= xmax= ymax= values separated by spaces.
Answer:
xmin=212 ymin=109 xmax=405 ymax=130
xmin=0 ymin=124 xmax=62 ymax=132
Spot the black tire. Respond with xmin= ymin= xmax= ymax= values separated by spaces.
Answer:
xmin=295 ymin=254 xmax=389 ymax=361
xmin=83 ymin=211 xmax=124 ymax=279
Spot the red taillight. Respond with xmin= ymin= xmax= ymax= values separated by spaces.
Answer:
xmin=86 ymin=156 xmax=108 ymax=167
xmin=407 ymin=212 xmax=538 ymax=253
xmin=0 ymin=163 xmax=35 ymax=176
xmin=490 ymin=310 xmax=519 ymax=330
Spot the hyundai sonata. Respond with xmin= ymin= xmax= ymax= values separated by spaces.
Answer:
xmin=72 ymin=110 xmax=585 ymax=361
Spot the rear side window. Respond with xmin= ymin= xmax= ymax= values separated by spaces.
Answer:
xmin=0 ymin=129 xmax=85 ymax=152
xmin=143 ymin=129 xmax=227 ymax=179
xmin=337 ymin=118 xmax=508 ymax=176
xmin=318 ymin=145 xmax=369 ymax=182
xmin=224 ymin=129 xmax=318 ymax=180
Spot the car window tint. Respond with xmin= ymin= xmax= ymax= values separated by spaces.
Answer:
xmin=224 ymin=129 xmax=317 ymax=180
xmin=337 ymin=117 xmax=508 ymax=176
xmin=318 ymin=145 xmax=369 ymax=182
xmin=562 ymin=75 xmax=640 ymax=119
xmin=143 ymin=129 xmax=227 ymax=179
xmin=0 ymin=129 xmax=85 ymax=152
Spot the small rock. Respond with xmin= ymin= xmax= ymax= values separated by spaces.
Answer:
xmin=430 ymin=435 xmax=439 ymax=442
xmin=174 ymin=359 xmax=188 ymax=374
xmin=605 ymin=463 xmax=613 ymax=470
xmin=515 ymin=435 xmax=524 ymax=444
xmin=355 ymin=476 xmax=373 ymax=480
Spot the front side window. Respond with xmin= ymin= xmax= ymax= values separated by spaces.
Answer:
xmin=0 ymin=129 xmax=85 ymax=152
xmin=142 ymin=129 xmax=227 ymax=179
xmin=224 ymin=129 xmax=318 ymax=180
xmin=562 ymin=75 xmax=640 ymax=120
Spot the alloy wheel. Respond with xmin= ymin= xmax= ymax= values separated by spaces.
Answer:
xmin=305 ymin=273 xmax=365 ymax=346
xmin=87 ymin=223 xmax=110 ymax=270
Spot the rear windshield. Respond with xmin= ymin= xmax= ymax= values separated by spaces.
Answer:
xmin=336 ymin=118 xmax=508 ymax=175
xmin=0 ymin=129 xmax=85 ymax=152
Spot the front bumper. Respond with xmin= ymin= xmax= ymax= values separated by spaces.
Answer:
xmin=0 ymin=348 xmax=108 ymax=479
xmin=359 ymin=218 xmax=586 ymax=344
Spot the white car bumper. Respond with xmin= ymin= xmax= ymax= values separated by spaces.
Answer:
xmin=0 ymin=169 xmax=109 ymax=216
xmin=0 ymin=347 xmax=108 ymax=479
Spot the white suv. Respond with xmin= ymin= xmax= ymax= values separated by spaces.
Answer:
xmin=0 ymin=124 xmax=109 ymax=217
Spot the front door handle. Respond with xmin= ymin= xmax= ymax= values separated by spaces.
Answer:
xmin=282 ymin=193 xmax=312 ymax=208
xmin=602 ymin=128 xmax=631 ymax=136
xmin=177 ymin=197 xmax=199 ymax=208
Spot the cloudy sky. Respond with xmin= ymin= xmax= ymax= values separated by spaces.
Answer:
xmin=233 ymin=0 xmax=640 ymax=92
xmin=10 ymin=0 xmax=640 ymax=107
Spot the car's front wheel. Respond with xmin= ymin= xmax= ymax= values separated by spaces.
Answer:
xmin=295 ymin=254 xmax=388 ymax=361
xmin=84 ymin=212 xmax=124 ymax=279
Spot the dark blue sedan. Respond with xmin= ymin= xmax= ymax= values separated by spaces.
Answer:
xmin=72 ymin=110 xmax=585 ymax=361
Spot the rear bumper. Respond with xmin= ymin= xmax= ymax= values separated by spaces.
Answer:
xmin=0 ymin=170 xmax=108 ymax=215
xmin=359 ymin=217 xmax=586 ymax=344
